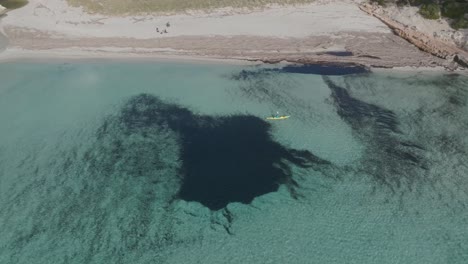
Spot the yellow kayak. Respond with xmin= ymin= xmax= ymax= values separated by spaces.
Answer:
xmin=266 ymin=115 xmax=290 ymax=120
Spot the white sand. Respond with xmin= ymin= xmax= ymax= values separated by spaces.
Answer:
xmin=2 ymin=0 xmax=466 ymax=72
xmin=1 ymin=0 xmax=389 ymax=39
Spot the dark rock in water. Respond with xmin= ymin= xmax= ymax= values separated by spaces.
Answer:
xmin=230 ymin=63 xmax=369 ymax=79
xmin=279 ymin=63 xmax=368 ymax=75
xmin=453 ymin=54 xmax=468 ymax=68
xmin=323 ymin=76 xmax=428 ymax=191
xmin=110 ymin=94 xmax=330 ymax=210
xmin=323 ymin=77 xmax=400 ymax=133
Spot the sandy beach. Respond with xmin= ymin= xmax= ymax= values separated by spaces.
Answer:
xmin=0 ymin=0 xmax=465 ymax=70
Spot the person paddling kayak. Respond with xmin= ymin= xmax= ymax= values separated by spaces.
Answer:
xmin=266 ymin=112 xmax=290 ymax=120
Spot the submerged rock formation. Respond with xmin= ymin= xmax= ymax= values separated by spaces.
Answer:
xmin=360 ymin=3 xmax=468 ymax=69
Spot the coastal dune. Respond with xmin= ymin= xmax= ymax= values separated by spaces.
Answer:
xmin=0 ymin=0 xmax=463 ymax=69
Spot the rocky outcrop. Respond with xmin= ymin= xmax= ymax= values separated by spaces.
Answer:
xmin=360 ymin=3 xmax=468 ymax=69
xmin=454 ymin=54 xmax=468 ymax=68
xmin=433 ymin=30 xmax=467 ymax=51
xmin=0 ymin=5 xmax=6 ymax=16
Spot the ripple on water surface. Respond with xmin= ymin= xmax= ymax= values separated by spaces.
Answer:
xmin=0 ymin=62 xmax=467 ymax=263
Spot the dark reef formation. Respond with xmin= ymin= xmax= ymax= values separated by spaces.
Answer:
xmin=323 ymin=76 xmax=429 ymax=192
xmin=93 ymin=94 xmax=329 ymax=210
xmin=231 ymin=63 xmax=369 ymax=80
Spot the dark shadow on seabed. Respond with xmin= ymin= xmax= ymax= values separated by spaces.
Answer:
xmin=228 ymin=66 xmax=468 ymax=213
xmin=95 ymin=94 xmax=330 ymax=211
xmin=228 ymin=66 xmax=431 ymax=194
xmin=231 ymin=63 xmax=369 ymax=79
xmin=322 ymin=76 xmax=429 ymax=192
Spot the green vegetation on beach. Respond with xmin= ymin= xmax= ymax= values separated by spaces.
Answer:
xmin=441 ymin=0 xmax=468 ymax=29
xmin=67 ymin=0 xmax=314 ymax=15
xmin=372 ymin=0 xmax=467 ymax=29
xmin=66 ymin=0 xmax=466 ymax=29
xmin=419 ymin=3 xmax=440 ymax=19
xmin=0 ymin=0 xmax=28 ymax=10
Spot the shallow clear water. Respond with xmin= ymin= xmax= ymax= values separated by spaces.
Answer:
xmin=0 ymin=61 xmax=467 ymax=263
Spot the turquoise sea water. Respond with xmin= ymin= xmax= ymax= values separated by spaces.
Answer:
xmin=0 ymin=61 xmax=467 ymax=263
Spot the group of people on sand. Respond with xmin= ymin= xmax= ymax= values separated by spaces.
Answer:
xmin=156 ymin=22 xmax=170 ymax=35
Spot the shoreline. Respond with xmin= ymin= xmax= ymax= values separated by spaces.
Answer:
xmin=0 ymin=28 xmax=453 ymax=69
xmin=0 ymin=0 xmax=466 ymax=73
xmin=0 ymin=47 xmax=261 ymax=66
xmin=2 ymin=47 xmax=467 ymax=75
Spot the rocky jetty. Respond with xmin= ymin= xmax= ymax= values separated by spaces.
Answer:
xmin=360 ymin=3 xmax=468 ymax=69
